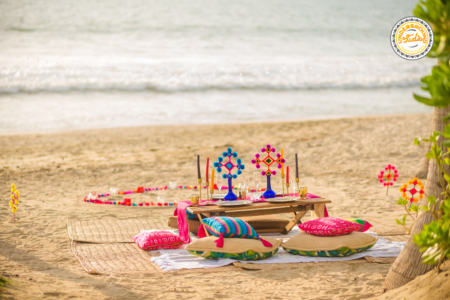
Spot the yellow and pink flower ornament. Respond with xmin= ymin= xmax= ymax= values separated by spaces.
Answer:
xmin=378 ymin=164 xmax=398 ymax=195
xmin=399 ymin=178 xmax=425 ymax=203
xmin=395 ymin=177 xmax=424 ymax=232
xmin=10 ymin=183 xmax=20 ymax=222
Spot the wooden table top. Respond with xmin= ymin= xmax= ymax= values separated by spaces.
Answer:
xmin=186 ymin=198 xmax=331 ymax=214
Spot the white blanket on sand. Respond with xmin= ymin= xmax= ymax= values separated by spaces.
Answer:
xmin=145 ymin=229 xmax=404 ymax=272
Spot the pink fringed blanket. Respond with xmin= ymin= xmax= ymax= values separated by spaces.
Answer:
xmin=174 ymin=201 xmax=192 ymax=243
xmin=174 ymin=193 xmax=327 ymax=243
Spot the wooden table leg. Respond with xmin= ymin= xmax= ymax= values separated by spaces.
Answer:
xmin=197 ymin=214 xmax=210 ymax=237
xmin=311 ymin=203 xmax=325 ymax=220
xmin=282 ymin=210 xmax=308 ymax=234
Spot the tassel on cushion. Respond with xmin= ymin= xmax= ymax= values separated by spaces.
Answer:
xmin=214 ymin=233 xmax=224 ymax=248
xmin=197 ymin=224 xmax=206 ymax=238
xmin=260 ymin=238 xmax=273 ymax=247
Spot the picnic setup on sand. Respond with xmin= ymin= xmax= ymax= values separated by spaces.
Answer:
xmin=68 ymin=145 xmax=406 ymax=274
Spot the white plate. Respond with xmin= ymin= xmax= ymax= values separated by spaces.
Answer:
xmin=265 ymin=197 xmax=298 ymax=203
xmin=215 ymin=200 xmax=252 ymax=206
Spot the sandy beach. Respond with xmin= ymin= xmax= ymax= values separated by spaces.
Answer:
xmin=0 ymin=113 xmax=435 ymax=299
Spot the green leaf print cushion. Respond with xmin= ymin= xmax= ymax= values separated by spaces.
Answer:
xmin=185 ymin=236 xmax=281 ymax=260
xmin=282 ymin=232 xmax=377 ymax=257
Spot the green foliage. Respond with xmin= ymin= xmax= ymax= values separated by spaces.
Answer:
xmin=414 ymin=64 xmax=450 ymax=107
xmin=0 ymin=277 xmax=12 ymax=294
xmin=413 ymin=130 xmax=450 ymax=268
xmin=413 ymin=0 xmax=450 ymax=61
xmin=414 ymin=200 xmax=450 ymax=265
xmin=396 ymin=214 xmax=408 ymax=226
xmin=397 ymin=198 xmax=409 ymax=206
xmin=395 ymin=195 xmax=421 ymax=234
xmin=413 ymin=0 xmax=450 ymax=124
xmin=411 ymin=204 xmax=420 ymax=212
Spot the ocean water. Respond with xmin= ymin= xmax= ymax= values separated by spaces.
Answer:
xmin=0 ymin=0 xmax=434 ymax=133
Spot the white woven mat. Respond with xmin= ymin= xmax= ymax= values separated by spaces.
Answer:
xmin=150 ymin=229 xmax=405 ymax=271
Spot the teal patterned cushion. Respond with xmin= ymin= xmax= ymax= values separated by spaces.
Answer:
xmin=281 ymin=232 xmax=378 ymax=257
xmin=283 ymin=244 xmax=374 ymax=257
xmin=188 ymin=248 xmax=278 ymax=260
xmin=185 ymin=236 xmax=281 ymax=260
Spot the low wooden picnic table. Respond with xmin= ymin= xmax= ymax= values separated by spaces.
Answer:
xmin=186 ymin=198 xmax=331 ymax=235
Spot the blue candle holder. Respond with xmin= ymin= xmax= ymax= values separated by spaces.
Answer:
xmin=252 ymin=144 xmax=285 ymax=199
xmin=213 ymin=148 xmax=245 ymax=201
xmin=263 ymin=175 xmax=276 ymax=198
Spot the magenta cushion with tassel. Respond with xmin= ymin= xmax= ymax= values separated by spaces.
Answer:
xmin=298 ymin=217 xmax=362 ymax=236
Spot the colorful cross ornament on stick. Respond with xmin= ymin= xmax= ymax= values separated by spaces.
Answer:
xmin=399 ymin=177 xmax=425 ymax=203
xmin=213 ymin=148 xmax=245 ymax=200
xmin=395 ymin=177 xmax=425 ymax=233
xmin=252 ymin=144 xmax=284 ymax=198
xmin=10 ymin=183 xmax=20 ymax=222
xmin=378 ymin=164 xmax=398 ymax=195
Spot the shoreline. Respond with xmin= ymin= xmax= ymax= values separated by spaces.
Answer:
xmin=0 ymin=87 xmax=432 ymax=135
xmin=0 ymin=112 xmax=432 ymax=136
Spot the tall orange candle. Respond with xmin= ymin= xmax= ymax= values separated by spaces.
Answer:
xmin=281 ymin=148 xmax=284 ymax=176
xmin=286 ymin=166 xmax=289 ymax=183
xmin=210 ymin=169 xmax=215 ymax=192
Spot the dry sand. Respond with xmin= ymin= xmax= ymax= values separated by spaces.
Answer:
xmin=0 ymin=113 xmax=437 ymax=299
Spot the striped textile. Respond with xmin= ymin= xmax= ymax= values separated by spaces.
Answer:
xmin=346 ymin=219 xmax=373 ymax=232
xmin=201 ymin=217 xmax=259 ymax=240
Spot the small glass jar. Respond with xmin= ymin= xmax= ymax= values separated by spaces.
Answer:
xmin=300 ymin=186 xmax=308 ymax=199
xmin=191 ymin=195 xmax=199 ymax=205
xmin=110 ymin=187 xmax=119 ymax=197
xmin=169 ymin=181 xmax=178 ymax=190
xmin=157 ymin=196 xmax=166 ymax=204
xmin=88 ymin=192 xmax=97 ymax=200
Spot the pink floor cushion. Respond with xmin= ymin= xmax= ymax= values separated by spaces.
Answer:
xmin=298 ymin=217 xmax=362 ymax=236
xmin=346 ymin=219 xmax=373 ymax=232
xmin=132 ymin=231 xmax=185 ymax=250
